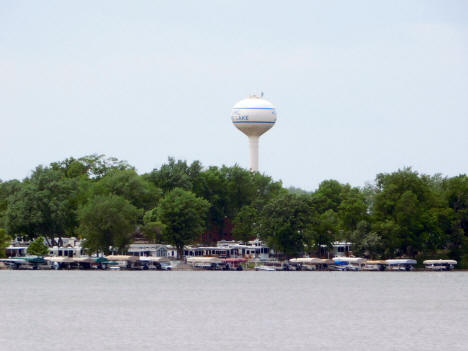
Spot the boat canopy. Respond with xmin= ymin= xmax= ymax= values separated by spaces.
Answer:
xmin=139 ymin=256 xmax=169 ymax=263
xmin=332 ymin=257 xmax=367 ymax=264
xmin=186 ymin=257 xmax=223 ymax=264
xmin=385 ymin=259 xmax=417 ymax=265
xmin=289 ymin=257 xmax=322 ymax=264
xmin=366 ymin=260 xmax=387 ymax=265
xmin=0 ymin=257 xmax=45 ymax=264
xmin=45 ymin=257 xmax=74 ymax=263
xmin=223 ymin=258 xmax=248 ymax=263
xmin=105 ymin=255 xmax=139 ymax=262
xmin=73 ymin=257 xmax=95 ymax=263
xmin=423 ymin=259 xmax=457 ymax=265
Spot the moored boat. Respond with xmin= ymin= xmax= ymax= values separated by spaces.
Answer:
xmin=423 ymin=259 xmax=457 ymax=271
xmin=363 ymin=260 xmax=387 ymax=271
xmin=331 ymin=257 xmax=367 ymax=271
xmin=385 ymin=259 xmax=417 ymax=271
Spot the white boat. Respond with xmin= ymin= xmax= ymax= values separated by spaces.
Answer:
xmin=332 ymin=257 xmax=367 ymax=271
xmin=423 ymin=259 xmax=457 ymax=271
xmin=363 ymin=260 xmax=387 ymax=271
xmin=254 ymin=265 xmax=276 ymax=271
xmin=186 ymin=257 xmax=224 ymax=270
xmin=385 ymin=259 xmax=417 ymax=271
xmin=138 ymin=256 xmax=170 ymax=270
xmin=289 ymin=258 xmax=333 ymax=271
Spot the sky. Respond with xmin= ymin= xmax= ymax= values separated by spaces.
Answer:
xmin=1 ymin=1 xmax=467 ymax=191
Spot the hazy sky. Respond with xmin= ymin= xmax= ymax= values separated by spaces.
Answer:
xmin=1 ymin=1 xmax=467 ymax=190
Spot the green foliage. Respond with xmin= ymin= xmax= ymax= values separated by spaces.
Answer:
xmin=372 ymin=168 xmax=443 ymax=257
xmin=156 ymin=188 xmax=210 ymax=259
xmin=2 ymin=155 xmax=468 ymax=267
xmin=27 ymin=236 xmax=49 ymax=256
xmin=146 ymin=157 xmax=202 ymax=193
xmin=6 ymin=166 xmax=82 ymax=240
xmin=78 ymin=194 xmax=139 ymax=254
xmin=93 ymin=169 xmax=162 ymax=212
xmin=232 ymin=205 xmax=258 ymax=243
xmin=349 ymin=221 xmax=383 ymax=258
xmin=258 ymin=193 xmax=312 ymax=258
xmin=0 ymin=227 xmax=11 ymax=257
xmin=142 ymin=208 xmax=165 ymax=243
xmin=306 ymin=209 xmax=339 ymax=256
xmin=0 ymin=180 xmax=21 ymax=228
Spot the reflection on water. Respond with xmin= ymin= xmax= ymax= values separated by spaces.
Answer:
xmin=1 ymin=271 xmax=467 ymax=351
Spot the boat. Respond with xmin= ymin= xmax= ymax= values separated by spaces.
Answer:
xmin=186 ymin=257 xmax=224 ymax=270
xmin=223 ymin=258 xmax=248 ymax=270
xmin=289 ymin=258 xmax=333 ymax=271
xmin=385 ymin=259 xmax=417 ymax=271
xmin=423 ymin=259 xmax=457 ymax=271
xmin=254 ymin=265 xmax=276 ymax=271
xmin=45 ymin=256 xmax=75 ymax=270
xmin=0 ymin=256 xmax=46 ymax=270
xmin=138 ymin=256 xmax=170 ymax=270
xmin=363 ymin=260 xmax=387 ymax=271
xmin=105 ymin=255 xmax=139 ymax=270
xmin=331 ymin=257 xmax=367 ymax=271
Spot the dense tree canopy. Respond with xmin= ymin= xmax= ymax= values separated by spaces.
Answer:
xmin=1 ymin=156 xmax=467 ymax=267
xmin=155 ymin=188 xmax=210 ymax=259
xmin=78 ymin=194 xmax=139 ymax=254
xmin=0 ymin=227 xmax=11 ymax=258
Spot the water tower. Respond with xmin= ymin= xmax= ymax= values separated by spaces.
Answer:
xmin=231 ymin=94 xmax=277 ymax=172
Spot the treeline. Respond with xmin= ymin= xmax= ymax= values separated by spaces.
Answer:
xmin=0 ymin=155 xmax=467 ymax=266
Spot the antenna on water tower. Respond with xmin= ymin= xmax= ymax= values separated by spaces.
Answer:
xmin=231 ymin=94 xmax=277 ymax=172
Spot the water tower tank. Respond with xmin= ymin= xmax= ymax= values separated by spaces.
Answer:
xmin=231 ymin=95 xmax=277 ymax=172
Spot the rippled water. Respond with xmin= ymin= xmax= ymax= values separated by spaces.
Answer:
xmin=1 ymin=271 xmax=467 ymax=351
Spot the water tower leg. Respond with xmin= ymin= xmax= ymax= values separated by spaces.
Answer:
xmin=249 ymin=136 xmax=259 ymax=172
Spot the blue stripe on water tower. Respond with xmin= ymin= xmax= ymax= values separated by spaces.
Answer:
xmin=232 ymin=121 xmax=275 ymax=124
xmin=232 ymin=107 xmax=275 ymax=110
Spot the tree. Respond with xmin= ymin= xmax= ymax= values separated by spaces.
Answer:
xmin=52 ymin=154 xmax=134 ymax=179
xmin=371 ymin=168 xmax=439 ymax=257
xmin=145 ymin=157 xmax=202 ymax=193
xmin=78 ymin=195 xmax=139 ymax=254
xmin=156 ymin=188 xmax=210 ymax=259
xmin=350 ymin=221 xmax=383 ymax=258
xmin=306 ymin=209 xmax=339 ymax=257
xmin=141 ymin=208 xmax=165 ymax=243
xmin=232 ymin=205 xmax=258 ymax=243
xmin=0 ymin=228 xmax=11 ymax=258
xmin=27 ymin=236 xmax=49 ymax=256
xmin=258 ymin=193 xmax=312 ymax=258
xmin=93 ymin=169 xmax=162 ymax=212
xmin=6 ymin=166 xmax=81 ymax=242
xmin=0 ymin=180 xmax=22 ymax=228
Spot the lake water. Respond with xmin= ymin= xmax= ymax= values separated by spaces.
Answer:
xmin=1 ymin=271 xmax=467 ymax=351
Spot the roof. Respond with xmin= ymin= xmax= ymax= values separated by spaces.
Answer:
xmin=105 ymin=255 xmax=139 ymax=262
xmin=186 ymin=257 xmax=223 ymax=264
xmin=45 ymin=257 xmax=74 ymax=263
xmin=385 ymin=259 xmax=417 ymax=265
xmin=423 ymin=259 xmax=457 ymax=265
xmin=332 ymin=257 xmax=367 ymax=264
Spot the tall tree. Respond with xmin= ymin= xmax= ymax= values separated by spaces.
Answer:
xmin=371 ymin=168 xmax=438 ymax=257
xmin=146 ymin=157 xmax=202 ymax=193
xmin=78 ymin=194 xmax=139 ymax=254
xmin=0 ymin=227 xmax=11 ymax=258
xmin=258 ymin=193 xmax=312 ymax=258
xmin=6 ymin=166 xmax=81 ymax=242
xmin=232 ymin=205 xmax=258 ymax=243
xmin=156 ymin=188 xmax=210 ymax=259
xmin=93 ymin=169 xmax=162 ymax=212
